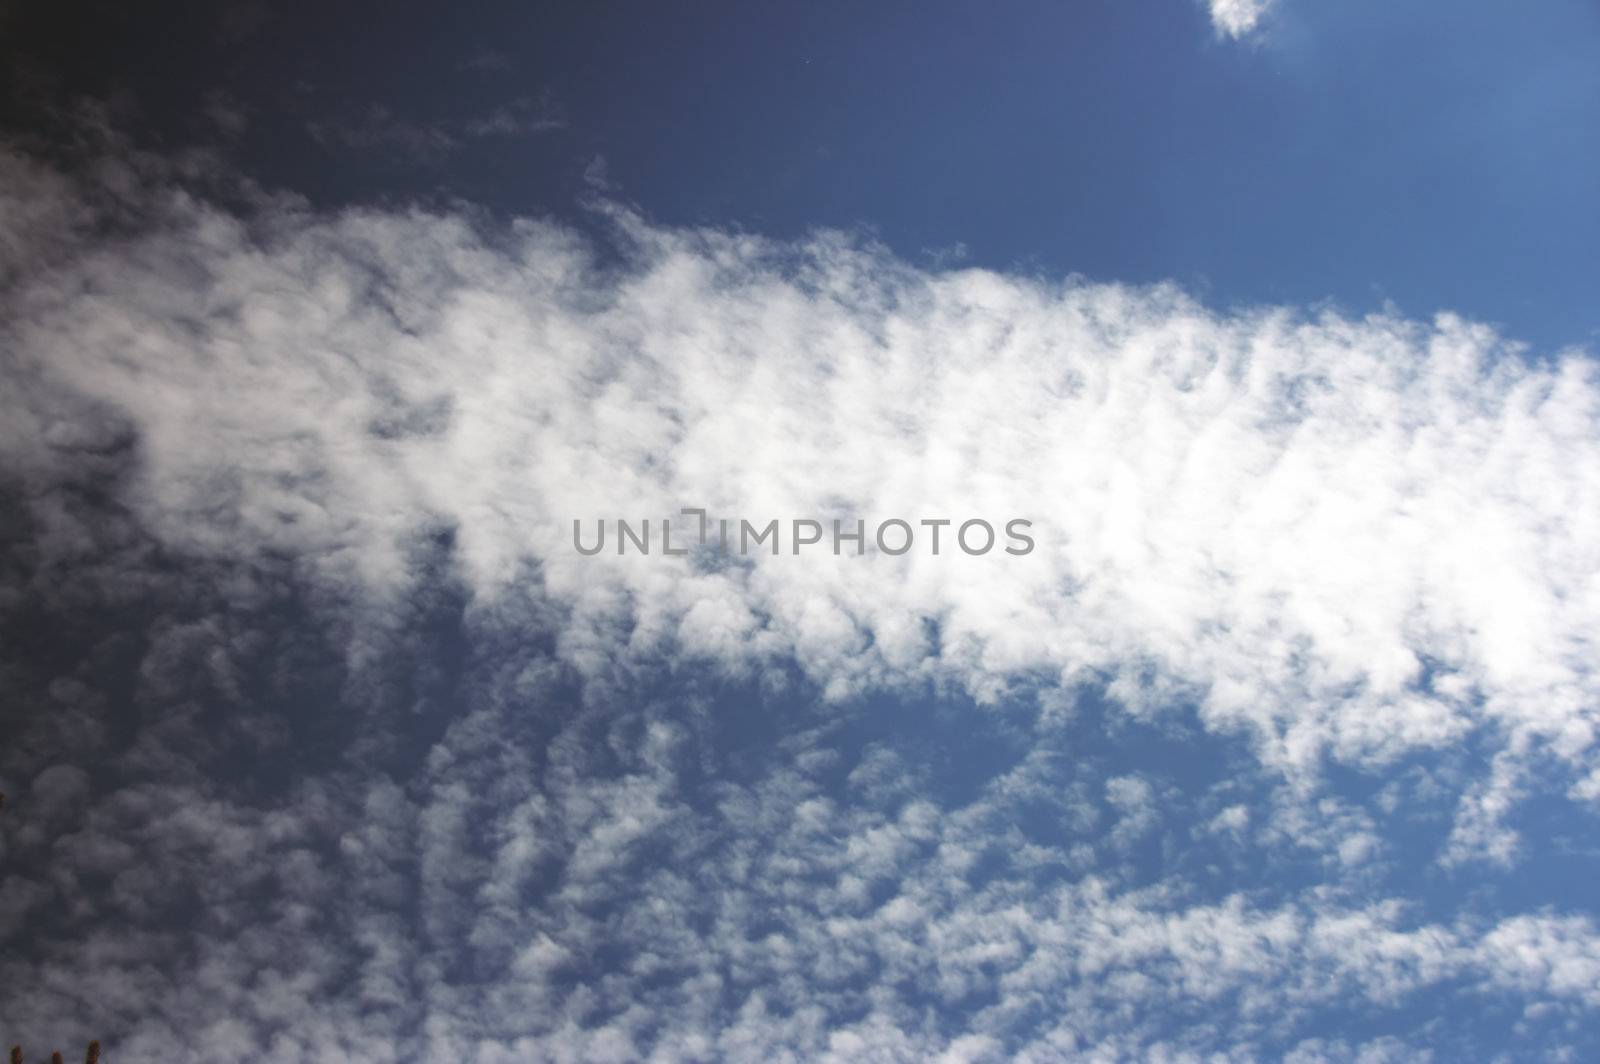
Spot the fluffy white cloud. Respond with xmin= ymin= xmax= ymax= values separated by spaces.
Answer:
xmin=5 ymin=142 xmax=1598 ymax=807
xmin=5 ymin=679 xmax=1597 ymax=1060
xmin=1207 ymin=0 xmax=1275 ymax=39
xmin=3 ymin=138 xmax=1600 ymax=1059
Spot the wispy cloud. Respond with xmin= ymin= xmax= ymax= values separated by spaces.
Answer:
xmin=306 ymin=94 xmax=563 ymax=161
xmin=1207 ymin=0 xmax=1276 ymax=39
xmin=2 ymin=138 xmax=1599 ymax=1058
xmin=7 ymin=143 xmax=1597 ymax=801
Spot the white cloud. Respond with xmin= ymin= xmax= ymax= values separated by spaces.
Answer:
xmin=7 ymin=674 xmax=1597 ymax=1060
xmin=1207 ymin=0 xmax=1276 ymax=39
xmin=5 ymin=142 xmax=1598 ymax=824
xmin=3 ymin=138 xmax=1600 ymax=1059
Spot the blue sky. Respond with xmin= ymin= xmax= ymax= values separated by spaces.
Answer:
xmin=37 ymin=0 xmax=1587 ymax=351
xmin=2 ymin=2 xmax=1600 ymax=1061
xmin=11 ymin=0 xmax=1594 ymax=348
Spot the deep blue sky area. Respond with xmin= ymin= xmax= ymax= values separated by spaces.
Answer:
xmin=6 ymin=0 xmax=1597 ymax=353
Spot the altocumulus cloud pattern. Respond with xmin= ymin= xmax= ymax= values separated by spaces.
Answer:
xmin=3 ymin=129 xmax=1600 ymax=1059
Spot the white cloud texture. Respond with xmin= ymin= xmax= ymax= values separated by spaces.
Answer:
xmin=2 ymin=140 xmax=1599 ymax=1058
xmin=1207 ymin=0 xmax=1275 ymax=39
xmin=5 ymin=144 xmax=1597 ymax=790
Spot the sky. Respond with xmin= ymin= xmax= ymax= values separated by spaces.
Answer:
xmin=1 ymin=1 xmax=1599 ymax=1061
